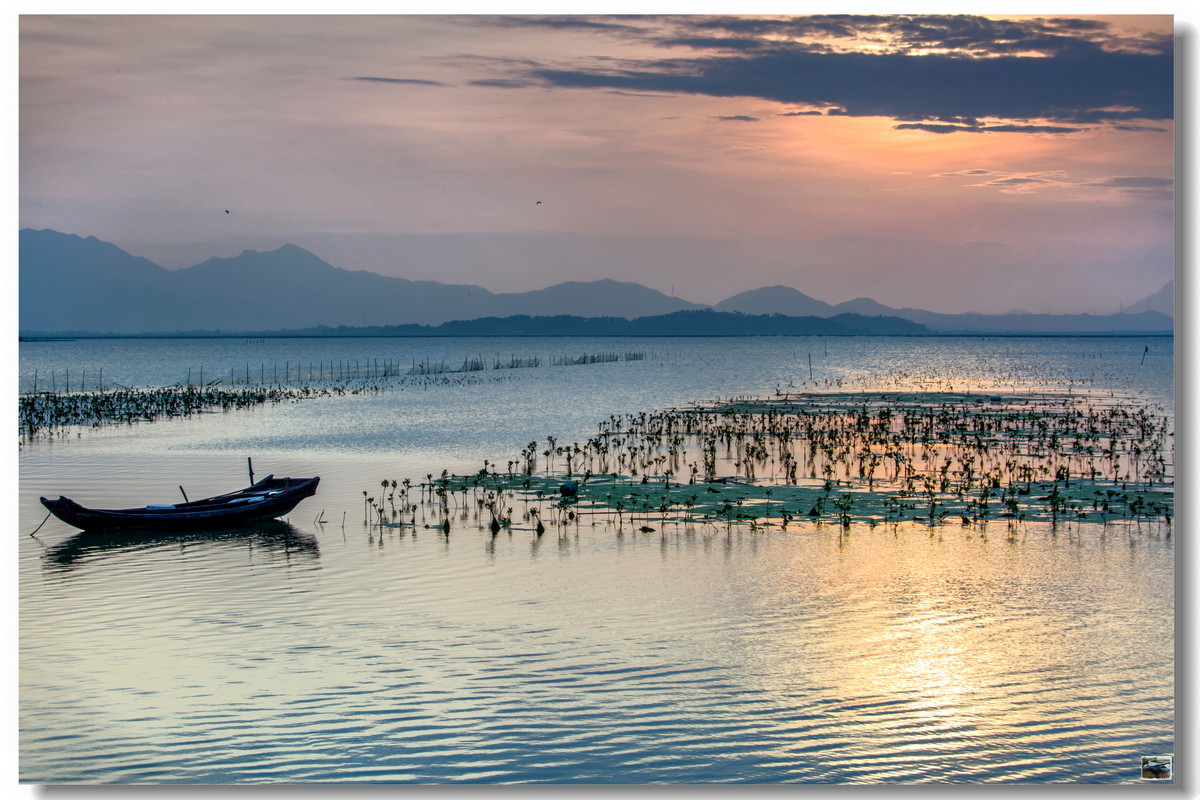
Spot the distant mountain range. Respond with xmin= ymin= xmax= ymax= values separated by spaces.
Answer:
xmin=714 ymin=283 xmax=1174 ymax=335
xmin=244 ymin=310 xmax=929 ymax=338
xmin=1121 ymin=280 xmax=1174 ymax=316
xmin=18 ymin=228 xmax=1173 ymax=336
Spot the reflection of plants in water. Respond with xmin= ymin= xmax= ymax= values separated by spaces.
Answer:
xmin=832 ymin=493 xmax=853 ymax=527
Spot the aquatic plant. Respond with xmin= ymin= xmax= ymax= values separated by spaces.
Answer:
xmin=370 ymin=389 xmax=1172 ymax=539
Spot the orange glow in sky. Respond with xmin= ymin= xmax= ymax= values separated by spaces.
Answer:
xmin=19 ymin=13 xmax=1175 ymax=313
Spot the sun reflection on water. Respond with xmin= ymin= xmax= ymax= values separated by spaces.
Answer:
xmin=728 ymin=523 xmax=1169 ymax=781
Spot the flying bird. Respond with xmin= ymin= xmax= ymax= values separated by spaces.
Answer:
xmin=536 ymin=201 xmax=542 ymax=205
xmin=225 ymin=210 xmax=230 ymax=214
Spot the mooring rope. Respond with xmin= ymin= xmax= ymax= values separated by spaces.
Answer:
xmin=28 ymin=509 xmax=53 ymax=538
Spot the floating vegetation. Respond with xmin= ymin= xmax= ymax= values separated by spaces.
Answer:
xmin=370 ymin=390 xmax=1173 ymax=539
xmin=17 ymin=364 xmax=552 ymax=440
xmin=18 ymin=384 xmax=337 ymax=439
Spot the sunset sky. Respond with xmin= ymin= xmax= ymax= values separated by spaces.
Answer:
xmin=18 ymin=10 xmax=1178 ymax=314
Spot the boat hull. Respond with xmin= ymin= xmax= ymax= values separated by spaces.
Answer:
xmin=40 ymin=476 xmax=320 ymax=532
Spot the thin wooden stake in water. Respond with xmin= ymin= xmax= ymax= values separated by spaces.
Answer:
xmin=248 ymin=457 xmax=255 ymax=484
xmin=809 ymin=353 xmax=813 ymax=379
xmin=180 ymin=486 xmax=189 ymax=503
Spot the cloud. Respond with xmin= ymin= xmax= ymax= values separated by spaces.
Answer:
xmin=935 ymin=168 xmax=1074 ymax=193
xmin=488 ymin=15 xmax=649 ymax=35
xmin=1090 ymin=176 xmax=1174 ymax=189
xmin=986 ymin=175 xmax=1064 ymax=187
xmin=660 ymin=36 xmax=772 ymax=52
xmin=662 ymin=14 xmax=1170 ymax=58
xmin=935 ymin=169 xmax=997 ymax=177
xmin=716 ymin=115 xmax=760 ymax=122
xmin=895 ymin=121 xmax=1081 ymax=134
xmin=350 ymin=76 xmax=446 ymax=86
xmin=973 ymin=123 xmax=1082 ymax=134
xmin=1085 ymin=175 xmax=1175 ymax=200
xmin=529 ymin=46 xmax=1170 ymax=127
xmin=894 ymin=123 xmax=972 ymax=134
xmin=936 ymin=169 xmax=1173 ymax=199
xmin=468 ymin=78 xmax=537 ymax=89
xmin=488 ymin=15 xmax=1172 ymax=131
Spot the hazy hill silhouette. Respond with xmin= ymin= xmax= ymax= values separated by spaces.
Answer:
xmin=714 ymin=285 xmax=835 ymax=316
xmin=18 ymin=228 xmax=1174 ymax=336
xmin=1122 ymin=280 xmax=1173 ymax=317
xmin=19 ymin=229 xmax=702 ymax=333
xmin=714 ymin=280 xmax=1174 ymax=334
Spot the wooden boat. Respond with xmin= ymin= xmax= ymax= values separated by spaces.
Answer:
xmin=40 ymin=475 xmax=320 ymax=531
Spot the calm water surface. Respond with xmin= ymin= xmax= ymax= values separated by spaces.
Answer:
xmin=18 ymin=336 xmax=1174 ymax=784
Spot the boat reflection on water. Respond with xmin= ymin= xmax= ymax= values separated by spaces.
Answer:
xmin=42 ymin=519 xmax=320 ymax=571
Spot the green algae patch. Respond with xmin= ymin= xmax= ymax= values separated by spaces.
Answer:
xmin=369 ymin=390 xmax=1173 ymax=535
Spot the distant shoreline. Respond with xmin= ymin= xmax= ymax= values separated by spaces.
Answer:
xmin=19 ymin=331 xmax=1174 ymax=342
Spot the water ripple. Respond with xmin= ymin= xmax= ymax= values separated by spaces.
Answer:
xmin=20 ymin=336 xmax=1175 ymax=784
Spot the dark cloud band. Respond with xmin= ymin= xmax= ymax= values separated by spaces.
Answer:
xmin=530 ymin=46 xmax=1172 ymax=127
xmin=468 ymin=15 xmax=1172 ymax=130
xmin=351 ymin=76 xmax=445 ymax=86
